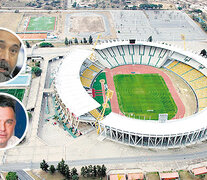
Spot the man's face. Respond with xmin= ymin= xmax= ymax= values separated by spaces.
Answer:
xmin=0 ymin=107 xmax=16 ymax=148
xmin=0 ymin=30 xmax=21 ymax=82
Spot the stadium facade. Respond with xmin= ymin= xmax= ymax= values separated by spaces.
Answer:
xmin=55 ymin=40 xmax=207 ymax=148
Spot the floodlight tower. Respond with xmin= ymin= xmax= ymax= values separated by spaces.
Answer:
xmin=89 ymin=34 xmax=101 ymax=61
xmin=95 ymin=89 xmax=113 ymax=134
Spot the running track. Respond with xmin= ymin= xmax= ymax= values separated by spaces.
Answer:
xmin=105 ymin=65 xmax=185 ymax=119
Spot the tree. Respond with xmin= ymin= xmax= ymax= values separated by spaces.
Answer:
xmin=88 ymin=165 xmax=93 ymax=177
xmin=39 ymin=42 xmax=54 ymax=47
xmin=40 ymin=159 xmax=49 ymax=172
xmin=65 ymin=37 xmax=69 ymax=45
xmin=93 ymin=165 xmax=97 ymax=177
xmin=194 ymin=9 xmax=202 ymax=13
xmin=32 ymin=66 xmax=42 ymax=77
xmin=64 ymin=165 xmax=71 ymax=179
xmin=200 ymin=49 xmax=207 ymax=56
xmin=89 ymin=35 xmax=93 ymax=44
xmin=72 ymin=2 xmax=77 ymax=8
xmin=57 ymin=159 xmax=66 ymax=175
xmin=101 ymin=164 xmax=107 ymax=177
xmin=81 ymin=166 xmax=86 ymax=177
xmin=35 ymin=61 xmax=40 ymax=67
xmin=131 ymin=5 xmax=137 ymax=10
xmin=69 ymin=40 xmax=73 ymax=45
xmin=97 ymin=165 xmax=102 ymax=177
xmin=83 ymin=38 xmax=87 ymax=44
xmin=84 ymin=166 xmax=89 ymax=177
xmin=27 ymin=111 xmax=32 ymax=120
xmin=74 ymin=38 xmax=78 ymax=44
xmin=25 ymin=41 xmax=31 ymax=48
xmin=6 ymin=172 xmax=18 ymax=180
xmin=49 ymin=165 xmax=56 ymax=174
xmin=158 ymin=4 xmax=163 ymax=9
xmin=72 ymin=174 xmax=79 ymax=180
xmin=71 ymin=167 xmax=78 ymax=176
xmin=147 ymin=36 xmax=152 ymax=42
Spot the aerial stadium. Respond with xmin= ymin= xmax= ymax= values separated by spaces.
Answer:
xmin=55 ymin=40 xmax=207 ymax=148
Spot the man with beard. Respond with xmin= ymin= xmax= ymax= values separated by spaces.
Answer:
xmin=0 ymin=29 xmax=21 ymax=82
xmin=0 ymin=94 xmax=19 ymax=149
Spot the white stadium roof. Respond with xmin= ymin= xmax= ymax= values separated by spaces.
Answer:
xmin=55 ymin=49 xmax=100 ymax=117
xmin=101 ymin=111 xmax=207 ymax=135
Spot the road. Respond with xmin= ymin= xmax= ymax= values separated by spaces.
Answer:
xmin=1 ymin=148 xmax=207 ymax=171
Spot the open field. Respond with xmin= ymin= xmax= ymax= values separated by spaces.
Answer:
xmin=27 ymin=16 xmax=56 ymax=31
xmin=69 ymin=16 xmax=105 ymax=33
xmin=113 ymin=74 xmax=177 ymax=120
xmin=0 ymin=13 xmax=22 ymax=31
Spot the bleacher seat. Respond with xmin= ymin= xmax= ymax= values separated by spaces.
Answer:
xmin=89 ymin=65 xmax=101 ymax=73
xmin=90 ymin=109 xmax=100 ymax=119
xmin=82 ymin=69 xmax=96 ymax=80
xmin=166 ymin=60 xmax=207 ymax=111
xmin=80 ymin=76 xmax=92 ymax=88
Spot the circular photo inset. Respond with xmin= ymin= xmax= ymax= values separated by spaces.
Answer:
xmin=0 ymin=27 xmax=26 ymax=84
xmin=0 ymin=93 xmax=28 ymax=150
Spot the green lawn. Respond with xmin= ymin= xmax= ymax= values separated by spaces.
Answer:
xmin=0 ymin=89 xmax=25 ymax=101
xmin=92 ymin=72 xmax=112 ymax=116
xmin=27 ymin=16 xmax=56 ymax=31
xmin=113 ymin=74 xmax=177 ymax=120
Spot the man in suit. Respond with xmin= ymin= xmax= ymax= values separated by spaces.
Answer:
xmin=0 ymin=95 xmax=19 ymax=149
xmin=0 ymin=29 xmax=21 ymax=82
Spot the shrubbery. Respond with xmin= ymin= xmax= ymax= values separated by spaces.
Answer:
xmin=39 ymin=42 xmax=54 ymax=47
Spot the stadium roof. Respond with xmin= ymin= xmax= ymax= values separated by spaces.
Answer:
xmin=96 ymin=40 xmax=207 ymax=76
xmin=55 ymin=49 xmax=100 ymax=117
xmin=101 ymin=111 xmax=207 ymax=135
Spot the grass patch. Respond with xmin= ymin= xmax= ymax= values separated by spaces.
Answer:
xmin=179 ymin=170 xmax=200 ymax=180
xmin=146 ymin=172 xmax=159 ymax=180
xmin=27 ymin=17 xmax=56 ymax=31
xmin=113 ymin=74 xmax=177 ymax=120
xmin=92 ymin=72 xmax=112 ymax=116
xmin=0 ymin=89 xmax=25 ymax=101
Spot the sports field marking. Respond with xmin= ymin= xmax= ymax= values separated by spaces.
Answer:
xmin=26 ymin=16 xmax=56 ymax=31
xmin=113 ymin=74 xmax=177 ymax=120
xmin=0 ymin=89 xmax=25 ymax=101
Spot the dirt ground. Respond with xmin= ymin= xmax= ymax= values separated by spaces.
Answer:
xmin=161 ymin=68 xmax=197 ymax=118
xmin=69 ymin=16 xmax=105 ymax=33
xmin=67 ymin=11 xmax=117 ymax=40
xmin=0 ymin=12 xmax=23 ymax=31
xmin=101 ymin=11 xmax=117 ymax=39
xmin=146 ymin=172 xmax=160 ymax=180
xmin=178 ymin=170 xmax=207 ymax=180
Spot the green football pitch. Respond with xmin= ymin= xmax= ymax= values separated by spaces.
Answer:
xmin=113 ymin=74 xmax=177 ymax=120
xmin=27 ymin=17 xmax=56 ymax=31
xmin=0 ymin=89 xmax=25 ymax=101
